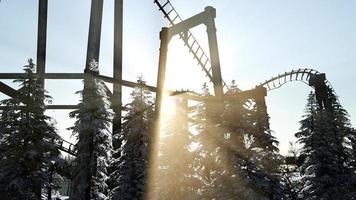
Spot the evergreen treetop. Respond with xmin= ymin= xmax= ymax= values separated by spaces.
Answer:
xmin=0 ymin=59 xmax=62 ymax=200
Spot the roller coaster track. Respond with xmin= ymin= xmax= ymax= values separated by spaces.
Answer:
xmin=153 ymin=1 xmax=337 ymax=100
xmin=256 ymin=68 xmax=339 ymax=165
xmin=52 ymin=68 xmax=338 ymax=159
xmin=154 ymin=0 xmax=228 ymax=89
xmin=54 ymin=138 xmax=76 ymax=156
xmin=258 ymin=68 xmax=337 ymax=98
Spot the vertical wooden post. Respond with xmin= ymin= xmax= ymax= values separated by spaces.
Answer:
xmin=254 ymin=86 xmax=269 ymax=130
xmin=146 ymin=27 xmax=169 ymax=199
xmin=36 ymin=0 xmax=48 ymax=94
xmin=36 ymin=0 xmax=48 ymax=198
xmin=70 ymin=0 xmax=104 ymax=199
xmin=85 ymin=1 xmax=103 ymax=199
xmin=155 ymin=27 xmax=169 ymax=117
xmin=205 ymin=6 xmax=223 ymax=100
xmin=112 ymin=0 xmax=123 ymax=149
xmin=85 ymin=0 xmax=104 ymax=69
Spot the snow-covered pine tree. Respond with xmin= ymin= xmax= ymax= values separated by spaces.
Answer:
xmin=109 ymin=76 xmax=154 ymax=200
xmin=217 ymin=80 xmax=258 ymax=199
xmin=244 ymin=86 xmax=283 ymax=199
xmin=190 ymin=83 xmax=246 ymax=199
xmin=251 ymin=90 xmax=281 ymax=175
xmin=348 ymin=127 xmax=356 ymax=173
xmin=296 ymin=91 xmax=354 ymax=199
xmin=190 ymin=83 xmax=221 ymax=199
xmin=220 ymin=81 xmax=283 ymax=199
xmin=69 ymin=60 xmax=112 ymax=200
xmin=0 ymin=59 xmax=62 ymax=200
xmin=154 ymin=97 xmax=196 ymax=199
xmin=348 ymin=127 xmax=356 ymax=196
xmin=327 ymin=90 xmax=356 ymax=198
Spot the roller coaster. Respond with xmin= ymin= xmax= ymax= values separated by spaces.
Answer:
xmin=0 ymin=0 xmax=339 ymax=164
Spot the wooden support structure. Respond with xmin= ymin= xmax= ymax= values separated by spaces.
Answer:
xmin=70 ymin=0 xmax=104 ymax=199
xmin=85 ymin=0 xmax=104 ymax=69
xmin=253 ymin=86 xmax=270 ymax=130
xmin=36 ymin=1 xmax=49 ymax=198
xmin=205 ymin=7 xmax=223 ymax=100
xmin=165 ymin=6 xmax=224 ymax=99
xmin=0 ymin=81 xmax=22 ymax=100
xmin=112 ymin=0 xmax=124 ymax=148
xmin=155 ymin=27 xmax=169 ymax=117
xmin=308 ymin=73 xmax=331 ymax=110
xmin=154 ymin=6 xmax=224 ymax=128
xmin=0 ymin=72 xmax=206 ymax=103
xmin=36 ymin=0 xmax=48 ymax=93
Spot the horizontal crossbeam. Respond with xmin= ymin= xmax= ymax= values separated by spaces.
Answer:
xmin=0 ymin=73 xmax=268 ymax=106
xmin=0 ymin=72 xmax=206 ymax=105
xmin=0 ymin=72 xmax=157 ymax=91
xmin=167 ymin=7 xmax=214 ymax=39
xmin=0 ymin=81 xmax=21 ymax=99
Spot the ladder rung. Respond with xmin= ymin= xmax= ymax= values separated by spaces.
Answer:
xmin=195 ymin=47 xmax=201 ymax=55
xmin=172 ymin=15 xmax=179 ymax=23
xmin=199 ymin=52 xmax=204 ymax=60
xmin=167 ymin=8 xmax=174 ymax=16
xmin=204 ymin=59 xmax=209 ymax=67
xmin=186 ymin=32 xmax=192 ymax=41
xmin=189 ymin=40 xmax=196 ymax=48
xmin=162 ymin=1 xmax=170 ymax=9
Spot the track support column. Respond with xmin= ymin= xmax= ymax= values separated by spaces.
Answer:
xmin=112 ymin=0 xmax=123 ymax=149
xmin=36 ymin=0 xmax=48 ymax=95
xmin=70 ymin=0 xmax=104 ymax=199
xmin=205 ymin=6 xmax=223 ymax=100
xmin=146 ymin=27 xmax=169 ymax=199
xmin=254 ymin=86 xmax=269 ymax=130
xmin=155 ymin=27 xmax=170 ymax=117
xmin=36 ymin=0 xmax=48 ymax=198
xmin=85 ymin=0 xmax=104 ymax=69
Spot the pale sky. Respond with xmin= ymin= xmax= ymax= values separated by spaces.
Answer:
xmin=0 ymin=0 xmax=355 ymax=154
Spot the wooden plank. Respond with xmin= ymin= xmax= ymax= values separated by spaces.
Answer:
xmin=0 ymin=73 xmax=206 ymax=101
xmin=0 ymin=81 xmax=21 ymax=99
xmin=112 ymin=0 xmax=124 ymax=142
xmin=36 ymin=0 xmax=48 ymax=91
xmin=85 ymin=0 xmax=104 ymax=68
xmin=47 ymin=105 xmax=79 ymax=109
xmin=0 ymin=73 xmax=84 ymax=79
xmin=0 ymin=105 xmax=77 ymax=110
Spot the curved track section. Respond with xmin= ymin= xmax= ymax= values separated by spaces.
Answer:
xmin=259 ymin=68 xmax=336 ymax=95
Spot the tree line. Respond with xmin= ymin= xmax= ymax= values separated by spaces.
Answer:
xmin=0 ymin=60 xmax=355 ymax=200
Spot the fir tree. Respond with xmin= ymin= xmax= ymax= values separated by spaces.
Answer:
xmin=246 ymin=86 xmax=283 ymax=199
xmin=217 ymin=81 xmax=257 ymax=199
xmin=296 ymin=91 xmax=355 ymax=199
xmin=188 ymin=82 xmax=284 ymax=199
xmin=154 ymin=97 xmax=196 ymax=199
xmin=221 ymin=81 xmax=283 ymax=199
xmin=69 ymin=61 xmax=112 ymax=200
xmin=109 ymin=77 xmax=154 ymax=200
xmin=251 ymin=90 xmax=281 ymax=175
xmin=0 ymin=59 xmax=62 ymax=200
xmin=189 ymin=83 xmax=252 ymax=199
xmin=348 ymin=128 xmax=356 ymax=173
xmin=189 ymin=83 xmax=223 ymax=199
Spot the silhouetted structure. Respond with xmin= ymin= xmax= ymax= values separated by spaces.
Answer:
xmin=0 ymin=0 xmax=341 ymax=187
